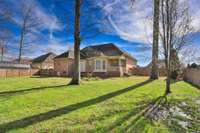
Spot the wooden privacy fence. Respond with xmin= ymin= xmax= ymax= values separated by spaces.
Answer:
xmin=0 ymin=68 xmax=39 ymax=78
xmin=132 ymin=67 xmax=167 ymax=77
xmin=184 ymin=68 xmax=200 ymax=88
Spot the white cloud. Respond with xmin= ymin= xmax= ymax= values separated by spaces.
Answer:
xmin=180 ymin=45 xmax=200 ymax=65
xmin=25 ymin=38 xmax=70 ymax=59
xmin=6 ymin=0 xmax=65 ymax=59
xmin=31 ymin=0 xmax=64 ymax=45
xmin=98 ymin=0 xmax=200 ymax=43
xmin=34 ymin=4 xmax=62 ymax=32
xmin=10 ymin=0 xmax=62 ymax=38
xmin=189 ymin=0 xmax=200 ymax=28
xmin=97 ymin=0 xmax=153 ymax=43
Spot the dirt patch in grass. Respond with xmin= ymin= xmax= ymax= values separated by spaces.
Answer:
xmin=146 ymin=97 xmax=200 ymax=133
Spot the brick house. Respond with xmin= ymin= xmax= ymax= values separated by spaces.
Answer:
xmin=31 ymin=52 xmax=56 ymax=69
xmin=132 ymin=60 xmax=167 ymax=76
xmin=54 ymin=43 xmax=137 ymax=77
xmin=54 ymin=51 xmax=74 ymax=76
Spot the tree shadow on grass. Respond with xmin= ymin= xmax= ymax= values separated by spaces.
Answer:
xmin=101 ymin=96 xmax=167 ymax=132
xmin=0 ymin=79 xmax=153 ymax=132
xmin=0 ymin=85 xmax=68 ymax=97
xmin=163 ymin=79 xmax=180 ymax=85
xmin=170 ymin=79 xmax=180 ymax=84
xmin=85 ymin=94 xmax=152 ymax=125
xmin=185 ymin=81 xmax=200 ymax=89
xmin=30 ymin=76 xmax=67 ymax=78
xmin=125 ymin=96 xmax=168 ymax=132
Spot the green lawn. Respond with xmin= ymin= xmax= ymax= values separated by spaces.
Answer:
xmin=0 ymin=76 xmax=199 ymax=133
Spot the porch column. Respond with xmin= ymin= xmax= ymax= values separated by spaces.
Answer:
xmin=119 ymin=58 xmax=122 ymax=76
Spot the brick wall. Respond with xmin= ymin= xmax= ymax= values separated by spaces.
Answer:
xmin=54 ymin=58 xmax=74 ymax=76
xmin=132 ymin=67 xmax=167 ymax=76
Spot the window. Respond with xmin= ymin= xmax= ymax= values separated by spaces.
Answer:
xmin=95 ymin=60 xmax=101 ymax=70
xmin=110 ymin=59 xmax=119 ymax=67
xmin=95 ymin=59 xmax=106 ymax=72
xmin=80 ymin=61 xmax=86 ymax=72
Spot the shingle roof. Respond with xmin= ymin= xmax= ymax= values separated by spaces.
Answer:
xmin=54 ymin=43 xmax=137 ymax=61
xmin=32 ymin=52 xmax=56 ymax=63
xmin=54 ymin=51 xmax=74 ymax=59
xmin=81 ymin=43 xmax=136 ymax=60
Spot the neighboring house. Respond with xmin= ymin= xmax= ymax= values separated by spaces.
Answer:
xmin=31 ymin=52 xmax=56 ymax=69
xmin=144 ymin=59 xmax=167 ymax=76
xmin=80 ymin=43 xmax=137 ymax=77
xmin=54 ymin=43 xmax=137 ymax=77
xmin=187 ymin=63 xmax=200 ymax=69
xmin=54 ymin=51 xmax=74 ymax=76
xmin=147 ymin=60 xmax=166 ymax=69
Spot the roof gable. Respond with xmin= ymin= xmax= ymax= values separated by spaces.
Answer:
xmin=81 ymin=43 xmax=136 ymax=61
xmin=53 ymin=43 xmax=137 ymax=61
xmin=32 ymin=52 xmax=56 ymax=63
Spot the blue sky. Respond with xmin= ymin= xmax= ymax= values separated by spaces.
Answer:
xmin=2 ymin=0 xmax=200 ymax=66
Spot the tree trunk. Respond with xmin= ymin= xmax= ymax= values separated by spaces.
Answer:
xmin=165 ymin=66 xmax=171 ymax=95
xmin=18 ymin=40 xmax=22 ymax=64
xmin=1 ymin=47 xmax=3 ymax=62
xmin=70 ymin=0 xmax=81 ymax=85
xmin=18 ymin=24 xmax=25 ymax=64
xmin=165 ymin=51 xmax=172 ymax=95
xmin=150 ymin=0 xmax=160 ymax=79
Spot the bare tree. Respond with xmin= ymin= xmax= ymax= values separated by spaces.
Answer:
xmin=0 ymin=31 xmax=10 ymax=62
xmin=0 ymin=29 xmax=10 ymax=62
xmin=16 ymin=1 xmax=41 ymax=64
xmin=0 ymin=1 xmax=13 ymax=62
xmin=181 ymin=47 xmax=200 ymax=65
xmin=150 ymin=0 xmax=160 ymax=79
xmin=160 ymin=0 xmax=193 ymax=95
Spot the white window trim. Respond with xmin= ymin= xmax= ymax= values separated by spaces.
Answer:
xmin=80 ymin=60 xmax=86 ymax=72
xmin=94 ymin=59 xmax=107 ymax=72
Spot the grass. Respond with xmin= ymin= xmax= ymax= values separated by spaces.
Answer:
xmin=0 ymin=76 xmax=199 ymax=133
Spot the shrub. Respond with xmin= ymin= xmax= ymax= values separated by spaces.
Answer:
xmin=171 ymin=70 xmax=178 ymax=79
